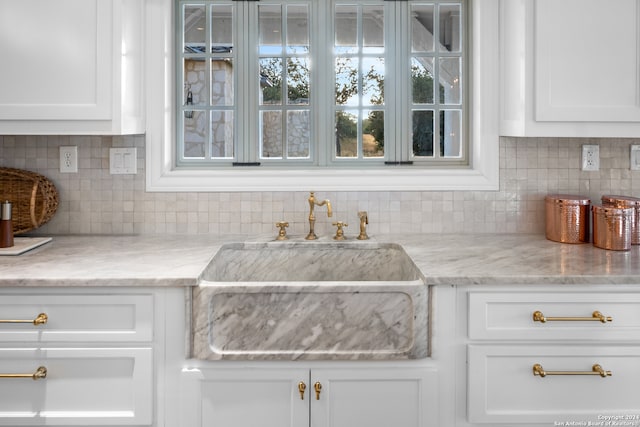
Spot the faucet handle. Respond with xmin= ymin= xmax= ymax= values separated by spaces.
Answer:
xmin=332 ymin=221 xmax=348 ymax=241
xmin=275 ymin=221 xmax=289 ymax=240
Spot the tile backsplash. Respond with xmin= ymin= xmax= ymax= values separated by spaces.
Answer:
xmin=1 ymin=135 xmax=639 ymax=236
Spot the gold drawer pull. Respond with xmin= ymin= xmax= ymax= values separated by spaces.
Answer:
xmin=0 ymin=313 xmax=48 ymax=326
xmin=0 ymin=366 xmax=47 ymax=380
xmin=533 ymin=310 xmax=612 ymax=323
xmin=533 ymin=363 xmax=611 ymax=378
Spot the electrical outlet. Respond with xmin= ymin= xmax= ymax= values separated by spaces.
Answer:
xmin=581 ymin=145 xmax=599 ymax=171
xmin=59 ymin=146 xmax=78 ymax=173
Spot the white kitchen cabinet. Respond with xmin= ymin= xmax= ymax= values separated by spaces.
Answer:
xmin=0 ymin=288 xmax=156 ymax=426
xmin=500 ymin=0 xmax=640 ymax=137
xmin=461 ymin=286 xmax=640 ymax=426
xmin=0 ymin=0 xmax=144 ymax=135
xmin=179 ymin=365 xmax=438 ymax=427
xmin=0 ymin=347 xmax=152 ymax=426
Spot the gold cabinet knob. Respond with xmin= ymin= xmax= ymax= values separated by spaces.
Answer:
xmin=298 ymin=381 xmax=306 ymax=400
xmin=314 ymin=381 xmax=322 ymax=400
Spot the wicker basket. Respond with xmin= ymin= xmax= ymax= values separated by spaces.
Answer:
xmin=0 ymin=168 xmax=59 ymax=235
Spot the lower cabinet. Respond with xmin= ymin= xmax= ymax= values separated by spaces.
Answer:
xmin=0 ymin=347 xmax=152 ymax=426
xmin=179 ymin=365 xmax=439 ymax=427
xmin=467 ymin=344 xmax=640 ymax=424
xmin=0 ymin=288 xmax=157 ymax=426
xmin=461 ymin=286 xmax=640 ymax=426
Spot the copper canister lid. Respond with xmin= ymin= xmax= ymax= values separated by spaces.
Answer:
xmin=602 ymin=195 xmax=640 ymax=207
xmin=545 ymin=194 xmax=591 ymax=205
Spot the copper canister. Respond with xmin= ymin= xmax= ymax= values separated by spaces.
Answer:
xmin=592 ymin=205 xmax=633 ymax=251
xmin=601 ymin=195 xmax=640 ymax=244
xmin=545 ymin=194 xmax=591 ymax=243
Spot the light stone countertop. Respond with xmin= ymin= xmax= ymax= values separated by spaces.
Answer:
xmin=1 ymin=233 xmax=640 ymax=287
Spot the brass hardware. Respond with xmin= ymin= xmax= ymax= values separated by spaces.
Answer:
xmin=314 ymin=381 xmax=322 ymax=400
xmin=533 ymin=310 xmax=612 ymax=323
xmin=0 ymin=366 xmax=47 ymax=380
xmin=533 ymin=363 xmax=611 ymax=378
xmin=332 ymin=221 xmax=348 ymax=240
xmin=305 ymin=192 xmax=332 ymax=240
xmin=275 ymin=221 xmax=289 ymax=240
xmin=357 ymin=211 xmax=369 ymax=240
xmin=0 ymin=312 xmax=48 ymax=325
xmin=298 ymin=381 xmax=306 ymax=400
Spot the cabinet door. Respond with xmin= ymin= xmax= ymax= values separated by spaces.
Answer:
xmin=0 ymin=293 xmax=153 ymax=343
xmin=310 ymin=368 xmax=439 ymax=427
xmin=535 ymin=0 xmax=640 ymax=123
xmin=0 ymin=0 xmax=111 ymax=121
xmin=468 ymin=344 xmax=640 ymax=424
xmin=500 ymin=0 xmax=640 ymax=136
xmin=0 ymin=0 xmax=144 ymax=135
xmin=0 ymin=347 xmax=152 ymax=426
xmin=180 ymin=367 xmax=309 ymax=427
xmin=467 ymin=291 xmax=640 ymax=342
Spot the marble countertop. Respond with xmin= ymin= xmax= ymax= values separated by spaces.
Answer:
xmin=2 ymin=233 xmax=640 ymax=287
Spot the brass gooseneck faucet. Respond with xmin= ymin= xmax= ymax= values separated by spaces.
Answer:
xmin=305 ymin=192 xmax=332 ymax=240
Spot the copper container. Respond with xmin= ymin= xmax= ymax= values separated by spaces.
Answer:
xmin=601 ymin=195 xmax=640 ymax=245
xmin=545 ymin=194 xmax=591 ymax=243
xmin=592 ymin=205 xmax=633 ymax=251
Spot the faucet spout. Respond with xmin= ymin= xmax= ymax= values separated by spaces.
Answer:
xmin=305 ymin=192 xmax=332 ymax=240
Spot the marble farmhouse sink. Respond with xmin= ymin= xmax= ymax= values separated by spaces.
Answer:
xmin=190 ymin=241 xmax=429 ymax=361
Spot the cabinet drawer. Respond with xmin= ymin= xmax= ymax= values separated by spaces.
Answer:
xmin=0 ymin=294 xmax=153 ymax=342
xmin=0 ymin=347 xmax=152 ymax=425
xmin=468 ymin=291 xmax=640 ymax=341
xmin=467 ymin=344 xmax=640 ymax=424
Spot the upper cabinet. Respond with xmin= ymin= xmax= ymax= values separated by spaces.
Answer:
xmin=500 ymin=0 xmax=640 ymax=137
xmin=0 ymin=0 xmax=144 ymax=135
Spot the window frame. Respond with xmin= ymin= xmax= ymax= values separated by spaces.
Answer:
xmin=145 ymin=0 xmax=499 ymax=191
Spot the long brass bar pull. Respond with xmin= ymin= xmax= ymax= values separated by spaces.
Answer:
xmin=533 ymin=363 xmax=611 ymax=378
xmin=532 ymin=310 xmax=612 ymax=323
xmin=0 ymin=313 xmax=48 ymax=325
xmin=0 ymin=366 xmax=47 ymax=380
xmin=298 ymin=382 xmax=306 ymax=400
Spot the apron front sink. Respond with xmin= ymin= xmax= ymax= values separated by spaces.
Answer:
xmin=191 ymin=242 xmax=429 ymax=360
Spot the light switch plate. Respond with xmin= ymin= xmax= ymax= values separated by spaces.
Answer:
xmin=631 ymin=145 xmax=640 ymax=170
xmin=109 ymin=148 xmax=137 ymax=174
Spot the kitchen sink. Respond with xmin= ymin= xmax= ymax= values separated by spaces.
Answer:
xmin=191 ymin=241 xmax=429 ymax=361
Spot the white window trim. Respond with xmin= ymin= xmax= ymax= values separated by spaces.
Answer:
xmin=145 ymin=0 xmax=499 ymax=192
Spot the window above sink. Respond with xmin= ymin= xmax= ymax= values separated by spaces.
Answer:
xmin=145 ymin=0 xmax=499 ymax=191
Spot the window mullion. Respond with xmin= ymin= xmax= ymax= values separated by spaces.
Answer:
xmin=234 ymin=1 xmax=246 ymax=162
xmin=204 ymin=4 xmax=213 ymax=161
xmin=386 ymin=2 xmax=407 ymax=163
xmin=316 ymin=0 xmax=331 ymax=166
xmin=237 ymin=2 xmax=260 ymax=163
xmin=433 ymin=3 xmax=441 ymax=160
xmin=311 ymin=0 xmax=326 ymax=166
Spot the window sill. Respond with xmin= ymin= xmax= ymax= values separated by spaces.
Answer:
xmin=145 ymin=0 xmax=499 ymax=192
